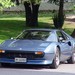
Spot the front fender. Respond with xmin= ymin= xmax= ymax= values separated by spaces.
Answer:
xmin=44 ymin=42 xmax=58 ymax=54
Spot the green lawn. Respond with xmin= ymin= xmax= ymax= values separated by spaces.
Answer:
xmin=0 ymin=12 xmax=75 ymax=43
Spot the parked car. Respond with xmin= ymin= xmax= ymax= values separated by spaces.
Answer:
xmin=0 ymin=29 xmax=75 ymax=69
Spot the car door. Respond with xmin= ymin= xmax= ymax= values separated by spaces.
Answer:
xmin=57 ymin=31 xmax=72 ymax=61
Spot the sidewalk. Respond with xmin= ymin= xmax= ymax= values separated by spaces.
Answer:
xmin=66 ymin=14 xmax=75 ymax=22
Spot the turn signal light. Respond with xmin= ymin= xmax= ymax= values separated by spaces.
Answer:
xmin=35 ymin=52 xmax=43 ymax=55
xmin=0 ymin=50 xmax=5 ymax=53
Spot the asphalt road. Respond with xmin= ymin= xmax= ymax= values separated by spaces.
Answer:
xmin=0 ymin=63 xmax=75 ymax=75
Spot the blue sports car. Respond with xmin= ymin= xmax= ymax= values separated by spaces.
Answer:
xmin=0 ymin=29 xmax=75 ymax=69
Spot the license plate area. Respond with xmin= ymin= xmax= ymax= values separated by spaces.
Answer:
xmin=15 ymin=58 xmax=27 ymax=63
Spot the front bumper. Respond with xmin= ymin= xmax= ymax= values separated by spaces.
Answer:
xmin=0 ymin=53 xmax=54 ymax=65
xmin=0 ymin=58 xmax=52 ymax=65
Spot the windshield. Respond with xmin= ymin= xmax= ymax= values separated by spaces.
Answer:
xmin=17 ymin=30 xmax=50 ymax=40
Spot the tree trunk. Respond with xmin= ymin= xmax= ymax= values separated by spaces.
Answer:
xmin=53 ymin=0 xmax=64 ymax=29
xmin=58 ymin=0 xmax=64 ymax=29
xmin=71 ymin=29 xmax=75 ymax=38
xmin=32 ymin=3 xmax=40 ymax=27
xmin=15 ymin=0 xmax=19 ymax=5
xmin=24 ymin=2 xmax=32 ymax=27
xmin=24 ymin=2 xmax=40 ymax=27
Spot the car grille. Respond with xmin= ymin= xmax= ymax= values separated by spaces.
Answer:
xmin=0 ymin=51 xmax=44 ymax=59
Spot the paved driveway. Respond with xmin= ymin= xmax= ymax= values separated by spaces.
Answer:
xmin=0 ymin=63 xmax=75 ymax=75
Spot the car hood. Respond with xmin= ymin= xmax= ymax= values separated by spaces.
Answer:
xmin=0 ymin=39 xmax=51 ymax=51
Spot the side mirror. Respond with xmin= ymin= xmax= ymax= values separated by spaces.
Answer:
xmin=59 ymin=37 xmax=63 ymax=42
xmin=11 ymin=37 xmax=16 ymax=39
xmin=11 ymin=37 xmax=14 ymax=39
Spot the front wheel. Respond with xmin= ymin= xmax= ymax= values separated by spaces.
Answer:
xmin=50 ymin=47 xmax=60 ymax=69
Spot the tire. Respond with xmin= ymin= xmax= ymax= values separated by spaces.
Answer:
xmin=67 ymin=52 xmax=75 ymax=64
xmin=50 ymin=47 xmax=60 ymax=69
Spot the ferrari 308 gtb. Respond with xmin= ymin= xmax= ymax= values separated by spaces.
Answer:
xmin=0 ymin=29 xmax=75 ymax=69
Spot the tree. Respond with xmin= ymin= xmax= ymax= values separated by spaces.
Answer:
xmin=0 ymin=0 xmax=15 ymax=11
xmin=58 ymin=0 xmax=64 ymax=29
xmin=71 ymin=29 xmax=75 ymax=38
xmin=50 ymin=0 xmax=65 ymax=29
xmin=15 ymin=0 xmax=62 ymax=28
xmin=24 ymin=0 xmax=41 ymax=27
xmin=15 ymin=0 xmax=41 ymax=27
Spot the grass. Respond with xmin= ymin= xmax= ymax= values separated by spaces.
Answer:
xmin=0 ymin=12 xmax=75 ymax=43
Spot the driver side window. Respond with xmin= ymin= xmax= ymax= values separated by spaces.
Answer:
xmin=57 ymin=31 xmax=67 ymax=42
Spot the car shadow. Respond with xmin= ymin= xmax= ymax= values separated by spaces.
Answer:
xmin=0 ymin=63 xmax=48 ymax=70
xmin=0 ymin=63 xmax=75 ymax=75
xmin=0 ymin=62 xmax=67 ymax=70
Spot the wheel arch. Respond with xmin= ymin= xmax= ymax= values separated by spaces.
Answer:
xmin=57 ymin=45 xmax=61 ymax=56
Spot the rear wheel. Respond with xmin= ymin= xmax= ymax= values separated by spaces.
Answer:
xmin=50 ymin=47 xmax=60 ymax=69
xmin=67 ymin=52 xmax=75 ymax=64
